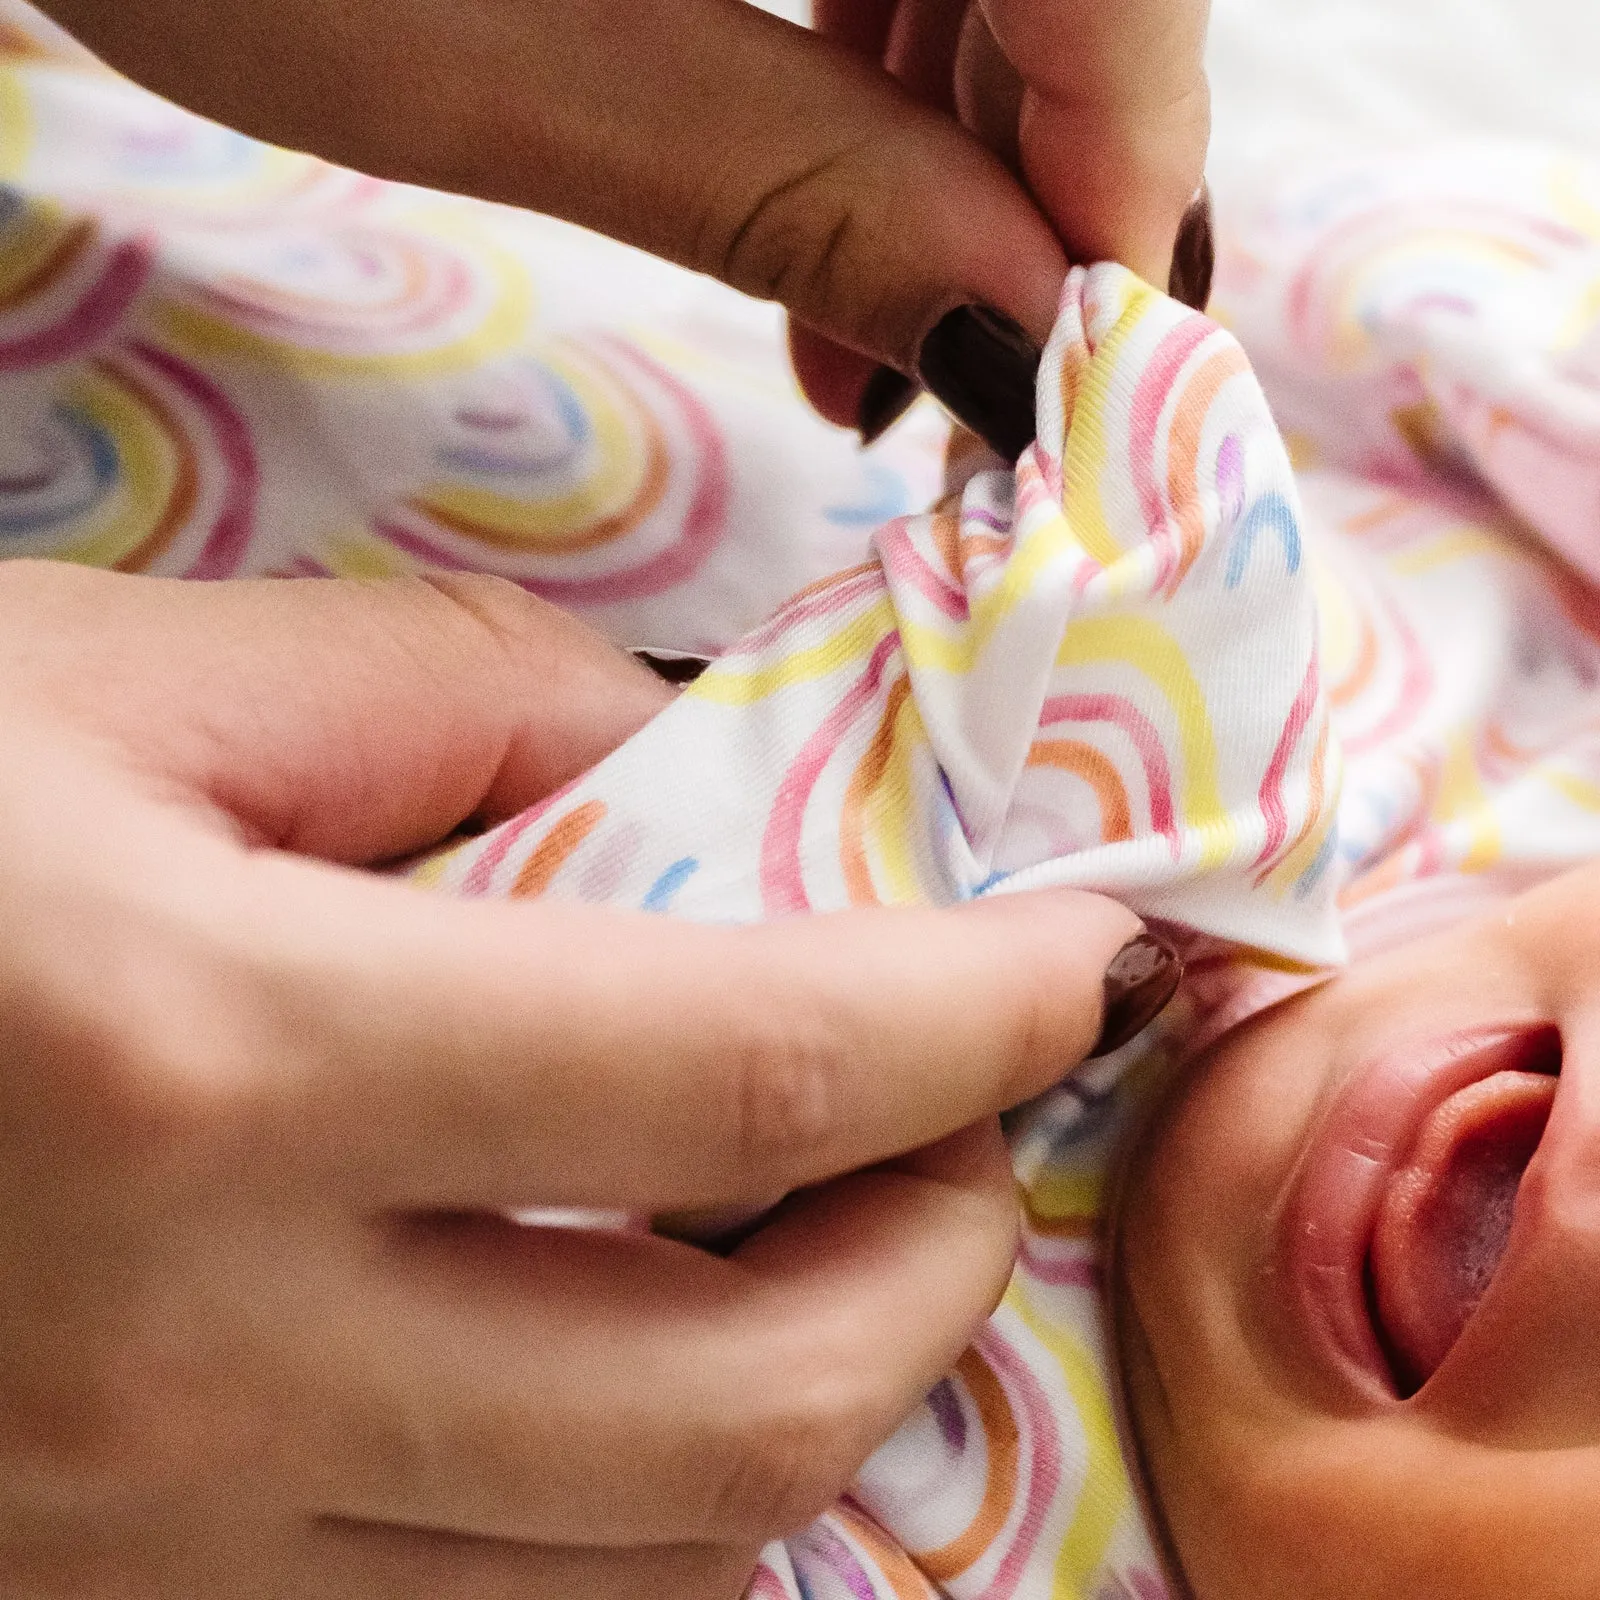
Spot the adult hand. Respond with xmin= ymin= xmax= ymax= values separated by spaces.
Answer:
xmin=36 ymin=0 xmax=1210 ymax=455
xmin=798 ymin=0 xmax=1213 ymax=448
xmin=0 ymin=562 xmax=1163 ymax=1598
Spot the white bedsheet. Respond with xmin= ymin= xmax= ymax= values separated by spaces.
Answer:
xmin=1208 ymin=0 xmax=1600 ymax=181
xmin=765 ymin=0 xmax=1600 ymax=178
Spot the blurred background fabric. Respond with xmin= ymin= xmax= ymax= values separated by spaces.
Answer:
xmin=765 ymin=0 xmax=1600 ymax=176
xmin=1204 ymin=0 xmax=1600 ymax=182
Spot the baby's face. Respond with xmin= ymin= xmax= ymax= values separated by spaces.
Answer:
xmin=1117 ymin=860 xmax=1600 ymax=1599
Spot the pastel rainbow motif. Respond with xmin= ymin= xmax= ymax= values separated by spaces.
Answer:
xmin=8 ymin=39 xmax=1600 ymax=1595
xmin=0 ymin=192 xmax=149 ymax=371
xmin=98 ymin=125 xmax=378 ymax=231
xmin=159 ymin=207 xmax=533 ymax=380
xmin=354 ymin=334 xmax=733 ymax=606
xmin=427 ymin=270 xmax=1340 ymax=948
xmin=417 ymin=263 xmax=1346 ymax=1597
xmin=1211 ymin=145 xmax=1600 ymax=912
xmin=0 ymin=338 xmax=256 ymax=576
xmin=11 ymin=35 xmax=1600 ymax=1594
xmin=427 ymin=269 xmax=1337 ymax=962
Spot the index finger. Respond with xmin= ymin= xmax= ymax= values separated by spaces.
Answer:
xmin=981 ymin=0 xmax=1211 ymax=285
xmin=242 ymin=855 xmax=1154 ymax=1211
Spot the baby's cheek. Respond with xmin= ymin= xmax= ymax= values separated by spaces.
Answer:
xmin=1163 ymin=1414 xmax=1576 ymax=1600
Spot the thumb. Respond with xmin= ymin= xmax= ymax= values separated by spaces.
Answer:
xmin=980 ymin=0 xmax=1213 ymax=292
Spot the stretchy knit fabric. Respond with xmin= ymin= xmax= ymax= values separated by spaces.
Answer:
xmin=417 ymin=268 xmax=1341 ymax=962
xmin=419 ymin=263 xmax=1342 ymax=1596
xmin=6 ymin=6 xmax=1600 ymax=1593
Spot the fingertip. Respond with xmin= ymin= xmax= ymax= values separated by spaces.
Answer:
xmin=786 ymin=319 xmax=881 ymax=429
xmin=958 ymin=884 xmax=1144 ymax=952
xmin=1016 ymin=85 xmax=1211 ymax=290
xmin=1089 ymin=930 xmax=1184 ymax=1058
xmin=957 ymin=888 xmax=1179 ymax=1082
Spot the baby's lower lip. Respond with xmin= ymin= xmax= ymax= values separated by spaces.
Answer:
xmin=1278 ymin=1025 xmax=1558 ymax=1402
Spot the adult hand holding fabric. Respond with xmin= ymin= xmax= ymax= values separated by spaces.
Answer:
xmin=32 ymin=0 xmax=1209 ymax=452
xmin=800 ymin=0 xmax=1213 ymax=441
xmin=0 ymin=563 xmax=1157 ymax=1599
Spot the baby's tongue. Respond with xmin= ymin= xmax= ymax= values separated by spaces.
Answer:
xmin=1369 ymin=1070 xmax=1556 ymax=1391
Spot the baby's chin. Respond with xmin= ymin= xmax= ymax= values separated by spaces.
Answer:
xmin=1108 ymin=859 xmax=1600 ymax=1600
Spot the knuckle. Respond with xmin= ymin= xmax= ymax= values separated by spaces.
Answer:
xmin=5 ymin=1342 xmax=179 ymax=1491
xmin=413 ymin=569 xmax=539 ymax=632
xmin=1 ymin=916 xmax=263 ymax=1174
xmin=406 ymin=571 xmax=591 ymax=694
xmin=395 ymin=570 xmax=534 ymax=667
xmin=0 ymin=1309 xmax=275 ymax=1541
xmin=728 ymin=999 xmax=852 ymax=1184
xmin=108 ymin=1002 xmax=248 ymax=1156
xmin=705 ymin=143 xmax=928 ymax=363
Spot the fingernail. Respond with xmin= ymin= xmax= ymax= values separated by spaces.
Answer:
xmin=631 ymin=648 xmax=713 ymax=685
xmin=1090 ymin=931 xmax=1183 ymax=1058
xmin=857 ymin=365 xmax=919 ymax=446
xmin=916 ymin=305 xmax=1041 ymax=465
xmin=1168 ymin=183 xmax=1214 ymax=312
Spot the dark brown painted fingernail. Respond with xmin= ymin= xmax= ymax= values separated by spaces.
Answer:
xmin=857 ymin=365 xmax=919 ymax=446
xmin=916 ymin=305 xmax=1041 ymax=464
xmin=632 ymin=648 xmax=713 ymax=684
xmin=1090 ymin=932 xmax=1183 ymax=1058
xmin=1168 ymin=183 xmax=1214 ymax=312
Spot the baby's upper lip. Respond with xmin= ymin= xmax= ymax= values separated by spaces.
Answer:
xmin=1277 ymin=1025 xmax=1559 ymax=1402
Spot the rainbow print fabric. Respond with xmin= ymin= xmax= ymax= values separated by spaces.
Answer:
xmin=0 ymin=1 xmax=946 ymax=648
xmin=417 ymin=267 xmax=1342 ymax=965
xmin=410 ymin=147 xmax=1600 ymax=1598
xmin=1210 ymin=145 xmax=1600 ymax=946
xmin=15 ymin=0 xmax=1600 ymax=1591
xmin=416 ymin=263 xmax=1344 ymax=1599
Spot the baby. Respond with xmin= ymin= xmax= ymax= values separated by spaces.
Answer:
xmin=1118 ymin=861 xmax=1600 ymax=1599
xmin=1109 ymin=145 xmax=1600 ymax=1598
xmin=0 ymin=14 xmax=1593 ymax=1586
xmin=417 ymin=145 xmax=1600 ymax=1598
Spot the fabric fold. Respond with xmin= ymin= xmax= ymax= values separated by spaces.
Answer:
xmin=418 ymin=266 xmax=1344 ymax=969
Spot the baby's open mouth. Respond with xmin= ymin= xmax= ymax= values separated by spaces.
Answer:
xmin=1283 ymin=1025 xmax=1561 ymax=1402
xmin=1366 ymin=1029 xmax=1561 ymax=1393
